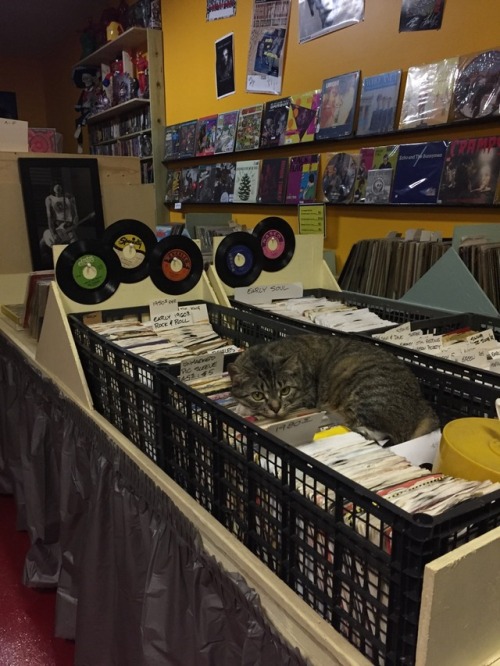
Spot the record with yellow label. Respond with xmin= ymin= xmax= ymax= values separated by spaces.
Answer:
xmin=103 ymin=219 xmax=157 ymax=283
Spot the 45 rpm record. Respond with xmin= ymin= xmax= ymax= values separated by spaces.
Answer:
xmin=251 ymin=217 xmax=295 ymax=272
xmin=149 ymin=235 xmax=203 ymax=295
xmin=102 ymin=219 xmax=157 ymax=283
xmin=55 ymin=240 xmax=121 ymax=304
xmin=214 ymin=232 xmax=263 ymax=287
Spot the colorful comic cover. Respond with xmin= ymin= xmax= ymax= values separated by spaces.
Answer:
xmin=234 ymin=104 xmax=264 ymax=152
xmin=163 ymin=123 xmax=180 ymax=161
xmin=391 ymin=141 xmax=447 ymax=204
xmin=195 ymin=114 xmax=218 ymax=157
xmin=233 ymin=160 xmax=261 ymax=203
xmin=316 ymin=71 xmax=360 ymax=141
xmin=284 ymin=89 xmax=321 ymax=144
xmin=285 ymin=155 xmax=320 ymax=204
xmin=260 ymin=97 xmax=291 ymax=148
xmin=438 ymin=135 xmax=500 ymax=205
xmin=214 ymin=110 xmax=239 ymax=154
xmin=257 ymin=157 xmax=289 ymax=204
xmin=398 ymin=57 xmax=459 ymax=129
xmin=177 ymin=119 xmax=198 ymax=158
xmin=449 ymin=49 xmax=500 ymax=122
xmin=357 ymin=70 xmax=401 ymax=136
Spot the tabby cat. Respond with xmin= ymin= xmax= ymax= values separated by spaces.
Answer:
xmin=227 ymin=334 xmax=440 ymax=445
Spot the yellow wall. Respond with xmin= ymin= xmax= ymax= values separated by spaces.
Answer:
xmin=162 ymin=0 xmax=500 ymax=272
xmin=0 ymin=58 xmax=48 ymax=128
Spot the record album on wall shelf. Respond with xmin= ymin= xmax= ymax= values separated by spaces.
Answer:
xmin=18 ymin=157 xmax=105 ymax=271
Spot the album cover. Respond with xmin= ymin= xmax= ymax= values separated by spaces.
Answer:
xmin=233 ymin=160 xmax=261 ymax=203
xmin=260 ymin=97 xmax=291 ymax=148
xmin=164 ymin=167 xmax=182 ymax=203
xmin=316 ymin=71 xmax=360 ymax=141
xmin=196 ymin=164 xmax=217 ymax=203
xmin=163 ymin=123 xmax=180 ymax=161
xmin=438 ymin=135 xmax=500 ymax=205
xmin=178 ymin=166 xmax=199 ymax=203
xmin=213 ymin=162 xmax=237 ymax=203
xmin=391 ymin=141 xmax=447 ymax=204
xmin=365 ymin=169 xmax=394 ymax=204
xmin=177 ymin=119 xmax=198 ymax=158
xmin=234 ymin=104 xmax=264 ymax=152
xmin=195 ymin=114 xmax=218 ymax=157
xmin=322 ymin=152 xmax=359 ymax=204
xmin=284 ymin=89 xmax=321 ymax=144
xmin=214 ymin=110 xmax=239 ymax=154
xmin=357 ymin=70 xmax=401 ymax=136
xmin=398 ymin=57 xmax=459 ymax=129
xmin=257 ymin=158 xmax=289 ymax=204
xmin=449 ymin=49 xmax=500 ymax=122
xmin=285 ymin=154 xmax=320 ymax=205
xmin=352 ymin=147 xmax=375 ymax=203
xmin=372 ymin=145 xmax=400 ymax=171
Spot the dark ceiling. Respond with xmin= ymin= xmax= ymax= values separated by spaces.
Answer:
xmin=0 ymin=0 xmax=112 ymax=58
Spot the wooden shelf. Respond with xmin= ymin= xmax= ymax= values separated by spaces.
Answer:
xmin=87 ymin=98 xmax=150 ymax=124
xmin=76 ymin=27 xmax=152 ymax=67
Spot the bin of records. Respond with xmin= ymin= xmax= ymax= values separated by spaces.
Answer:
xmin=156 ymin=365 xmax=500 ymax=666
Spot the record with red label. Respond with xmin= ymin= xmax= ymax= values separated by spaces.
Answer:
xmin=102 ymin=218 xmax=157 ymax=283
xmin=149 ymin=236 xmax=203 ymax=295
xmin=55 ymin=239 xmax=121 ymax=304
xmin=251 ymin=216 xmax=295 ymax=272
xmin=214 ymin=232 xmax=263 ymax=287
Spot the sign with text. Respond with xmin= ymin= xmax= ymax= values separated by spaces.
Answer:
xmin=150 ymin=302 xmax=209 ymax=332
xmin=180 ymin=351 xmax=224 ymax=383
xmin=234 ymin=282 xmax=303 ymax=304
xmin=266 ymin=412 xmax=324 ymax=446
xmin=298 ymin=203 xmax=326 ymax=237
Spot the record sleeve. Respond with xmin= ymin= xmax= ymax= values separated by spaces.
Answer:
xmin=252 ymin=217 xmax=295 ymax=272
xmin=149 ymin=236 xmax=204 ymax=295
xmin=178 ymin=167 xmax=199 ymax=203
xmin=284 ymin=89 xmax=321 ymax=144
xmin=285 ymin=154 xmax=320 ymax=205
xmin=234 ymin=104 xmax=264 ymax=152
xmin=357 ymin=70 xmax=401 ymax=136
xmin=257 ymin=158 xmax=289 ymax=204
xmin=438 ymin=135 xmax=500 ymax=205
xmin=214 ymin=110 xmax=239 ymax=154
xmin=103 ymin=218 xmax=157 ymax=283
xmin=163 ymin=123 xmax=180 ymax=160
xmin=365 ymin=169 xmax=394 ymax=204
xmin=449 ymin=49 xmax=500 ymax=122
xmin=391 ymin=141 xmax=447 ymax=204
xmin=260 ymin=97 xmax=291 ymax=148
xmin=399 ymin=58 xmax=459 ymax=130
xmin=233 ymin=160 xmax=261 ymax=204
xmin=195 ymin=114 xmax=218 ymax=157
xmin=316 ymin=71 xmax=360 ymax=141
xmin=177 ymin=119 xmax=198 ymax=158
xmin=164 ymin=168 xmax=182 ymax=203
xmin=55 ymin=240 xmax=121 ymax=304
xmin=322 ymin=152 xmax=358 ymax=204
xmin=196 ymin=164 xmax=217 ymax=203
xmin=213 ymin=162 xmax=236 ymax=203
xmin=372 ymin=145 xmax=400 ymax=171
xmin=352 ymin=147 xmax=375 ymax=203
xmin=214 ymin=232 xmax=263 ymax=287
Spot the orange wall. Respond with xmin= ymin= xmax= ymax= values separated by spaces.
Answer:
xmin=0 ymin=58 xmax=48 ymax=128
xmin=161 ymin=0 xmax=500 ymax=272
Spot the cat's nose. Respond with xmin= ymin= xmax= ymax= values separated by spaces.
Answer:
xmin=269 ymin=400 xmax=280 ymax=414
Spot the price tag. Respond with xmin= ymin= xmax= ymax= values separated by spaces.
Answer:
xmin=234 ymin=282 xmax=303 ymax=304
xmin=180 ymin=351 xmax=224 ymax=383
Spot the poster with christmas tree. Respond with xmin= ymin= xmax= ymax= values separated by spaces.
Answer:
xmin=233 ymin=160 xmax=261 ymax=203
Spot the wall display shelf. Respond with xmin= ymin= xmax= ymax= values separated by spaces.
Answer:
xmin=75 ymin=27 xmax=167 ymax=227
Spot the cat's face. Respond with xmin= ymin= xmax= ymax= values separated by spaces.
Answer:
xmin=228 ymin=350 xmax=304 ymax=418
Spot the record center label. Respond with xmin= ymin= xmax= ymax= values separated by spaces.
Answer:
xmin=162 ymin=249 xmax=191 ymax=281
xmin=113 ymin=234 xmax=146 ymax=269
xmin=227 ymin=244 xmax=254 ymax=275
xmin=72 ymin=255 xmax=107 ymax=289
xmin=261 ymin=230 xmax=285 ymax=259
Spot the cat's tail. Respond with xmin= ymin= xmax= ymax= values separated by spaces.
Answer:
xmin=410 ymin=410 xmax=441 ymax=441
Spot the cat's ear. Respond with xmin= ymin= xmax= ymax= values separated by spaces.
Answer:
xmin=227 ymin=362 xmax=239 ymax=383
xmin=280 ymin=353 xmax=300 ymax=372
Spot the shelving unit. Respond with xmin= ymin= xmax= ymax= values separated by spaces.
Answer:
xmin=75 ymin=27 xmax=167 ymax=228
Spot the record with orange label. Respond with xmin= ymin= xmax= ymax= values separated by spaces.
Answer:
xmin=55 ymin=239 xmax=121 ymax=304
xmin=103 ymin=218 xmax=157 ymax=283
xmin=252 ymin=217 xmax=295 ymax=272
xmin=149 ymin=236 xmax=203 ymax=294
xmin=214 ymin=232 xmax=263 ymax=287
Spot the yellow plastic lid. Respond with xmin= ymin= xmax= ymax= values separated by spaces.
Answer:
xmin=434 ymin=418 xmax=500 ymax=483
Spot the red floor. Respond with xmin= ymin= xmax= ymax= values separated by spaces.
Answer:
xmin=0 ymin=494 xmax=75 ymax=666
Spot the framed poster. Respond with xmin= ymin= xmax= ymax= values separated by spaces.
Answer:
xmin=18 ymin=157 xmax=105 ymax=270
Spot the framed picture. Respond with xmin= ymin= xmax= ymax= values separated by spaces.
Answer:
xmin=18 ymin=157 xmax=105 ymax=271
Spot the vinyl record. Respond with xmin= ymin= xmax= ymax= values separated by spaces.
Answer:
xmin=55 ymin=240 xmax=121 ymax=304
xmin=149 ymin=235 xmax=203 ymax=295
xmin=251 ymin=217 xmax=295 ymax=272
xmin=102 ymin=219 xmax=157 ymax=283
xmin=214 ymin=232 xmax=263 ymax=287
xmin=452 ymin=50 xmax=500 ymax=120
xmin=322 ymin=153 xmax=357 ymax=204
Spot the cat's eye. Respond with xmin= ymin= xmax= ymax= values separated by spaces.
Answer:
xmin=251 ymin=391 xmax=265 ymax=401
xmin=280 ymin=387 xmax=291 ymax=396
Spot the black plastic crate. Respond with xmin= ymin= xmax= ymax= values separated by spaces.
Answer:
xmin=157 ymin=368 xmax=500 ymax=666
